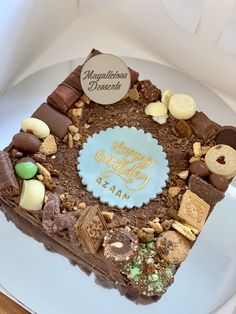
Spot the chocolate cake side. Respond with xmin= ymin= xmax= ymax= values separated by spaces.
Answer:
xmin=1 ymin=49 xmax=236 ymax=305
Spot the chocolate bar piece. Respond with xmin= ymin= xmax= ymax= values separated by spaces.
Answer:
xmin=47 ymin=83 xmax=82 ymax=113
xmin=188 ymin=112 xmax=220 ymax=140
xmin=188 ymin=174 xmax=224 ymax=206
xmin=74 ymin=206 xmax=107 ymax=254
xmin=33 ymin=102 xmax=72 ymax=138
xmin=0 ymin=151 xmax=19 ymax=197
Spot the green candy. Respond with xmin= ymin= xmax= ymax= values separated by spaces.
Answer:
xmin=15 ymin=161 xmax=38 ymax=179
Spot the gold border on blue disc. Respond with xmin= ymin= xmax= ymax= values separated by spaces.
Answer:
xmin=77 ymin=127 xmax=169 ymax=209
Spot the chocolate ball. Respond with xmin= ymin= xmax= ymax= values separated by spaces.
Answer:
xmin=209 ymin=173 xmax=229 ymax=192
xmin=189 ymin=161 xmax=209 ymax=177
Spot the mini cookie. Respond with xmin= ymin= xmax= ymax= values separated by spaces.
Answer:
xmin=205 ymin=144 xmax=236 ymax=179
xmin=156 ymin=230 xmax=190 ymax=264
xmin=103 ymin=228 xmax=138 ymax=263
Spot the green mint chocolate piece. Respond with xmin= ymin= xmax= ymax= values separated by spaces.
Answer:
xmin=15 ymin=162 xmax=38 ymax=179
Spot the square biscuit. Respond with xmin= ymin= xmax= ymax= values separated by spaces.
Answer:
xmin=178 ymin=190 xmax=210 ymax=230
xmin=74 ymin=205 xmax=107 ymax=253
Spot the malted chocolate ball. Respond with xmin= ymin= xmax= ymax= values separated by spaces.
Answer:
xmin=189 ymin=160 xmax=209 ymax=177
xmin=209 ymin=173 xmax=229 ymax=192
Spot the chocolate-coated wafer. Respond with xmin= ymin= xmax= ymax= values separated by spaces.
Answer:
xmin=0 ymin=151 xmax=20 ymax=197
xmin=189 ymin=111 xmax=220 ymax=140
xmin=33 ymin=103 xmax=72 ymax=138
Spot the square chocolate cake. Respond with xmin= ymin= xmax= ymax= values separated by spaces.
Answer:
xmin=1 ymin=49 xmax=236 ymax=305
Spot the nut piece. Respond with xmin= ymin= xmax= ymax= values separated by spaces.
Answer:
xmin=102 ymin=211 xmax=114 ymax=222
xmin=193 ymin=142 xmax=202 ymax=157
xmin=128 ymin=88 xmax=139 ymax=101
xmin=178 ymin=170 xmax=189 ymax=180
xmin=168 ymin=187 xmax=181 ymax=198
xmin=148 ymin=220 xmax=163 ymax=233
xmin=68 ymin=125 xmax=79 ymax=134
xmin=40 ymin=135 xmax=57 ymax=156
xmin=189 ymin=156 xmax=201 ymax=163
xmin=142 ymin=227 xmax=155 ymax=234
xmin=72 ymin=108 xmax=83 ymax=117
xmin=68 ymin=133 xmax=73 ymax=149
xmin=81 ymin=94 xmax=91 ymax=104
xmin=73 ymin=133 xmax=81 ymax=142
xmin=172 ymin=220 xmax=196 ymax=241
xmin=74 ymin=100 xmax=85 ymax=108
xmin=201 ymin=146 xmax=211 ymax=155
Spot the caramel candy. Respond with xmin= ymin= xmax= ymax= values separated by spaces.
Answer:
xmin=33 ymin=103 xmax=72 ymax=139
xmin=189 ymin=161 xmax=209 ymax=177
xmin=12 ymin=132 xmax=41 ymax=153
xmin=189 ymin=174 xmax=224 ymax=206
xmin=0 ymin=151 xmax=20 ymax=197
xmin=188 ymin=112 xmax=220 ymax=140
xmin=74 ymin=206 xmax=107 ymax=253
xmin=208 ymin=173 xmax=229 ymax=192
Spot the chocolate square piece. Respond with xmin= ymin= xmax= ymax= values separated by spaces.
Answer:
xmin=178 ymin=190 xmax=210 ymax=230
xmin=189 ymin=174 xmax=224 ymax=206
xmin=74 ymin=206 xmax=107 ymax=253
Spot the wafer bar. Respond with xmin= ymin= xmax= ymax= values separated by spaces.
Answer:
xmin=0 ymin=151 xmax=19 ymax=197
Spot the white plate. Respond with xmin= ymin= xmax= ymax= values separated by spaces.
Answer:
xmin=0 ymin=58 xmax=236 ymax=314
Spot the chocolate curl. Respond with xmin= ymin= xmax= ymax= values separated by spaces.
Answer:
xmin=33 ymin=102 xmax=72 ymax=139
xmin=0 ymin=151 xmax=20 ymax=197
xmin=188 ymin=112 xmax=220 ymax=140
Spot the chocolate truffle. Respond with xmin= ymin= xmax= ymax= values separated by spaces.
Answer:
xmin=189 ymin=160 xmax=209 ymax=177
xmin=209 ymin=173 xmax=229 ymax=192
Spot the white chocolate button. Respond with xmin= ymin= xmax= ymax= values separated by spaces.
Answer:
xmin=169 ymin=94 xmax=196 ymax=120
xmin=21 ymin=118 xmax=50 ymax=139
xmin=20 ymin=179 xmax=45 ymax=211
xmin=153 ymin=114 xmax=168 ymax=124
xmin=161 ymin=90 xmax=174 ymax=108
xmin=145 ymin=101 xmax=167 ymax=117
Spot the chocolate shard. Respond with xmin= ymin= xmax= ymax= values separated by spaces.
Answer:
xmin=47 ymin=83 xmax=82 ymax=113
xmin=188 ymin=174 xmax=224 ymax=206
xmin=188 ymin=112 xmax=220 ymax=140
xmin=33 ymin=102 xmax=72 ymax=138
xmin=74 ymin=205 xmax=108 ymax=254
xmin=0 ymin=151 xmax=20 ymax=197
